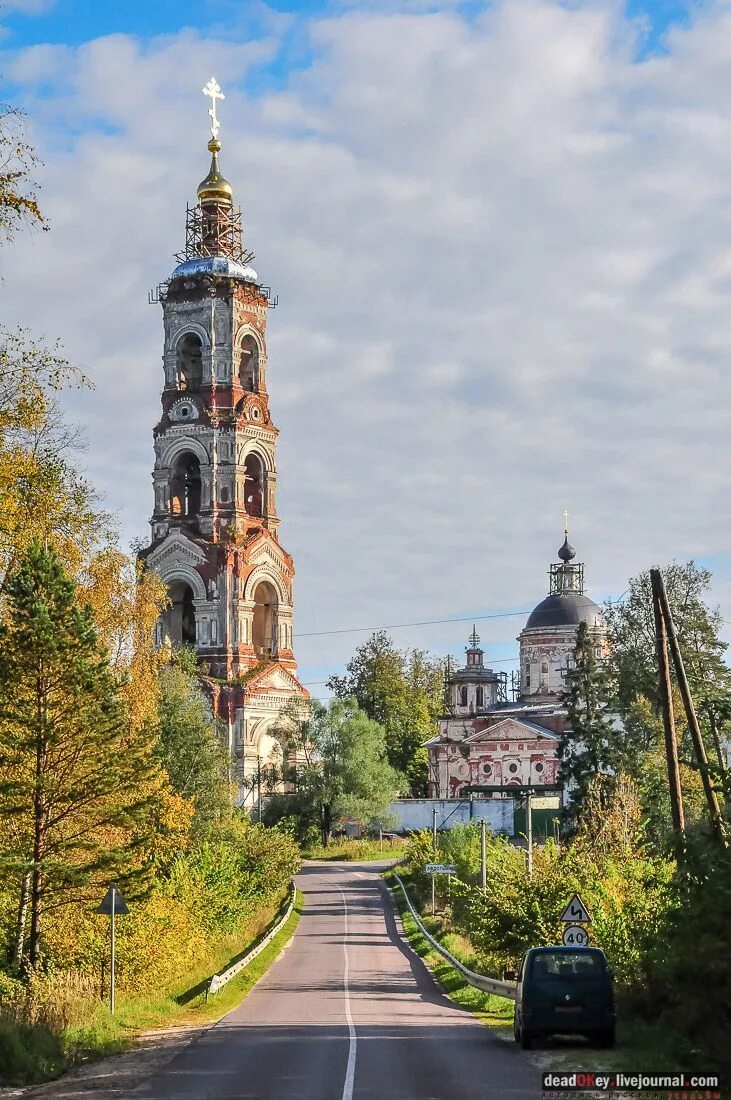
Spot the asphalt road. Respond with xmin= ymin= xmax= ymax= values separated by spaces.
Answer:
xmin=134 ymin=862 xmax=543 ymax=1100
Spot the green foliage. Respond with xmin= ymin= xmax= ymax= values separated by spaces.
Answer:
xmin=156 ymin=650 xmax=232 ymax=833
xmin=406 ymin=782 xmax=674 ymax=986
xmin=641 ymin=840 xmax=731 ymax=1074
xmin=560 ymin=621 xmax=625 ymax=832
xmin=0 ymin=543 xmax=158 ymax=965
xmin=302 ymin=836 xmax=406 ymax=861
xmin=266 ymin=697 xmax=403 ymax=845
xmin=605 ymin=562 xmax=731 ymax=775
xmin=328 ymin=631 xmax=445 ymax=795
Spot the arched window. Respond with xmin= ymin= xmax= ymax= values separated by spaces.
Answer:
xmin=476 ymin=686 xmax=484 ymax=708
xmin=460 ymin=686 xmax=468 ymax=707
xmin=170 ymin=453 xmax=202 ymax=518
xmin=244 ymin=453 xmax=264 ymax=517
xmin=163 ymin=581 xmax=197 ymax=646
xmin=252 ymin=580 xmax=278 ymax=656
xmin=238 ymin=335 xmax=259 ymax=391
xmin=177 ymin=334 xmax=203 ymax=392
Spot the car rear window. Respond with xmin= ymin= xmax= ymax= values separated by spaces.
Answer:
xmin=529 ymin=952 xmax=605 ymax=979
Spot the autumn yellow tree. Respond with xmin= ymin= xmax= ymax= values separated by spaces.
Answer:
xmin=0 ymin=104 xmax=44 ymax=242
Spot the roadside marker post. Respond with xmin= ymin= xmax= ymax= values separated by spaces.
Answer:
xmin=431 ymin=807 xmax=438 ymax=916
xmin=96 ymin=885 xmax=129 ymax=1015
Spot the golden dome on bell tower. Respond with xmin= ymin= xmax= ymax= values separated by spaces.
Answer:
xmin=197 ymin=137 xmax=234 ymax=206
xmin=197 ymin=77 xmax=233 ymax=206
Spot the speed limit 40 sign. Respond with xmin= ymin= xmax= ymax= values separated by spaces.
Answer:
xmin=562 ymin=924 xmax=590 ymax=947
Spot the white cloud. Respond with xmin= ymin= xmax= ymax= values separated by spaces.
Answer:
xmin=2 ymin=1 xmax=731 ymax=686
xmin=1 ymin=0 xmax=53 ymax=15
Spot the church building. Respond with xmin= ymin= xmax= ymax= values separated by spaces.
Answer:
xmin=140 ymin=80 xmax=308 ymax=801
xmin=426 ymin=528 xmax=605 ymax=799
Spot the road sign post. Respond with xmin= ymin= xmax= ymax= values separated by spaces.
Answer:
xmin=96 ymin=885 xmax=129 ymax=1015
xmin=526 ymin=790 xmax=533 ymax=879
xmin=431 ymin=807 xmax=438 ymax=916
xmin=480 ymin=819 xmax=486 ymax=890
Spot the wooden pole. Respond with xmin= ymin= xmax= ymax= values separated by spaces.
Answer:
xmin=653 ymin=569 xmax=727 ymax=846
xmin=650 ymin=570 xmax=685 ymax=839
xmin=480 ymin=819 xmax=487 ymax=890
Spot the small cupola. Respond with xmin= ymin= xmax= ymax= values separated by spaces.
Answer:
xmin=465 ymin=625 xmax=484 ymax=668
xmin=197 ymin=138 xmax=234 ymax=206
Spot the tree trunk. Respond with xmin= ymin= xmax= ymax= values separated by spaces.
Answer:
xmin=321 ymin=803 xmax=332 ymax=847
xmin=29 ymin=692 xmax=45 ymax=967
xmin=13 ymin=871 xmax=31 ymax=969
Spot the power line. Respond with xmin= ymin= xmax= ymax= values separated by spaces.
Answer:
xmin=300 ymin=652 xmax=522 ymax=687
xmin=294 ymin=608 xmax=533 ymax=640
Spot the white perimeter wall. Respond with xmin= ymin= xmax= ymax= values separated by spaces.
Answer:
xmin=389 ymin=798 xmax=514 ymax=835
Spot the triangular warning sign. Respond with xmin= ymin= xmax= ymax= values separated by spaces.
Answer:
xmin=560 ymin=893 xmax=590 ymax=923
xmin=95 ymin=885 xmax=129 ymax=916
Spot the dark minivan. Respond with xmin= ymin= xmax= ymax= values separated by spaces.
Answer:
xmin=512 ymin=946 xmax=615 ymax=1049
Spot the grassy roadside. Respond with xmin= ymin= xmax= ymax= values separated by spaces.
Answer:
xmin=303 ymin=837 xmax=406 ymax=861
xmin=384 ymin=870 xmax=691 ymax=1075
xmin=1 ymin=890 xmax=303 ymax=1087
xmin=383 ymin=869 xmax=513 ymax=1033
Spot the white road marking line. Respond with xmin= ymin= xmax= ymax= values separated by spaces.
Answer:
xmin=338 ymin=885 xmax=357 ymax=1100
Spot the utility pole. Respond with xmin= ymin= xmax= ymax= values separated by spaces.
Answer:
xmin=432 ymin=806 xmax=438 ymax=916
xmin=650 ymin=570 xmax=686 ymax=839
xmin=653 ymin=569 xmax=726 ymax=847
xmin=525 ymin=790 xmax=533 ymax=880
xmin=480 ymin=819 xmax=486 ymax=890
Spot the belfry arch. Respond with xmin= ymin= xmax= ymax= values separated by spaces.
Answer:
xmin=163 ymin=580 xmax=197 ymax=646
xmin=238 ymin=334 xmax=259 ymax=391
xmin=177 ymin=333 xmax=203 ymax=391
xmin=170 ymin=453 xmax=202 ymax=518
xmin=252 ymin=580 xmax=278 ymax=657
xmin=244 ymin=452 xmax=264 ymax=517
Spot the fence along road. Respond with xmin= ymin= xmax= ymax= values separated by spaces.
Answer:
xmin=135 ymin=862 xmax=542 ymax=1100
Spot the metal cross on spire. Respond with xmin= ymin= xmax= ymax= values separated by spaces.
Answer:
xmin=468 ymin=625 xmax=480 ymax=648
xmin=202 ymin=77 xmax=225 ymax=140
xmin=563 ymin=508 xmax=570 ymax=536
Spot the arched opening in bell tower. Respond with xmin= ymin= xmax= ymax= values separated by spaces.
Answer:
xmin=244 ymin=453 xmax=264 ymax=517
xmin=170 ymin=453 xmax=202 ymax=518
xmin=177 ymin=334 xmax=203 ymax=391
xmin=164 ymin=581 xmax=197 ymax=647
xmin=252 ymin=580 xmax=278 ymax=657
xmin=238 ymin=335 xmax=259 ymax=391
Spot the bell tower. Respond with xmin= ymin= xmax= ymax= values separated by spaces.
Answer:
xmin=141 ymin=78 xmax=308 ymax=800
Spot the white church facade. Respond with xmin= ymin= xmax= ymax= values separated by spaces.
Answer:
xmin=426 ymin=531 xmax=606 ymax=800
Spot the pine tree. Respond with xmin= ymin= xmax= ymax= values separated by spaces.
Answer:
xmin=559 ymin=621 xmax=621 ymax=832
xmin=0 ymin=543 xmax=157 ymax=966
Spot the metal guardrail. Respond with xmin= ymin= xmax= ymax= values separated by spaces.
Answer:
xmin=393 ymin=873 xmax=516 ymax=1001
xmin=207 ymin=883 xmax=296 ymax=997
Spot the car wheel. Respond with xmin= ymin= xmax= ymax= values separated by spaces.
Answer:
xmin=520 ymin=1028 xmax=533 ymax=1050
xmin=513 ymin=1015 xmax=520 ymax=1043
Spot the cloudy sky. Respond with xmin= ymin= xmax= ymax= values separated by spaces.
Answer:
xmin=1 ymin=0 xmax=730 ymax=694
